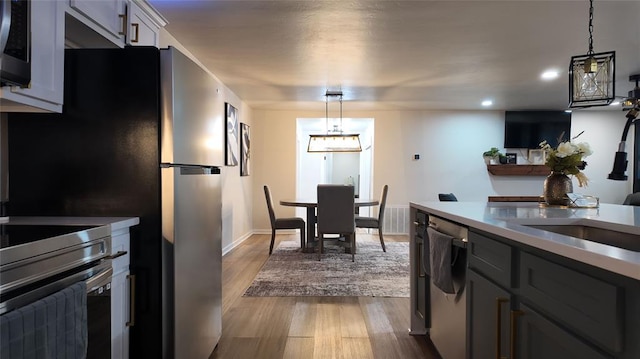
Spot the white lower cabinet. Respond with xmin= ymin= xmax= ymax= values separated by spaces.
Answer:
xmin=111 ymin=230 xmax=132 ymax=359
xmin=111 ymin=270 xmax=130 ymax=359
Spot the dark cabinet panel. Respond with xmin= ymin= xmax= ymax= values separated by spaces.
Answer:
xmin=518 ymin=303 xmax=610 ymax=359
xmin=468 ymin=231 xmax=515 ymax=289
xmin=467 ymin=270 xmax=512 ymax=359
xmin=520 ymin=252 xmax=623 ymax=353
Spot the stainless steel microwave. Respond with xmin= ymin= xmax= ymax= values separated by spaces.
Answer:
xmin=0 ymin=0 xmax=30 ymax=87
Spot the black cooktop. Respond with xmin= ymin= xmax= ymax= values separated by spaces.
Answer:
xmin=0 ymin=224 xmax=97 ymax=249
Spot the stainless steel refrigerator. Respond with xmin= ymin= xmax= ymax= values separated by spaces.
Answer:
xmin=7 ymin=47 xmax=223 ymax=358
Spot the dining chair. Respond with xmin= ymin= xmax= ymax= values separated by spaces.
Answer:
xmin=264 ymin=185 xmax=306 ymax=254
xmin=316 ymin=184 xmax=356 ymax=261
xmin=438 ymin=193 xmax=458 ymax=202
xmin=355 ymin=184 xmax=388 ymax=252
xmin=623 ymin=192 xmax=640 ymax=206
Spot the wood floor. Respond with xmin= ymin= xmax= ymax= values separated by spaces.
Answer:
xmin=209 ymin=232 xmax=441 ymax=359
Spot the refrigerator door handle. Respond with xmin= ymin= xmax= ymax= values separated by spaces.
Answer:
xmin=160 ymin=163 xmax=221 ymax=175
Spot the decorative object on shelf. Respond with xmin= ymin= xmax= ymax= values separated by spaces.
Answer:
xmin=307 ymin=90 xmax=362 ymax=152
xmin=225 ymin=102 xmax=239 ymax=166
xmin=505 ymin=153 xmax=517 ymax=164
xmin=540 ymin=132 xmax=593 ymax=205
xmin=240 ymin=122 xmax=250 ymax=176
xmin=528 ymin=149 xmax=546 ymax=165
xmin=568 ymin=0 xmax=615 ymax=108
xmin=482 ymin=147 xmax=502 ymax=165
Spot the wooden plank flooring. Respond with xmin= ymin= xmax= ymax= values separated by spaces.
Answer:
xmin=209 ymin=232 xmax=440 ymax=359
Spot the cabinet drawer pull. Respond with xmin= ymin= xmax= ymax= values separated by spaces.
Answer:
xmin=119 ymin=14 xmax=127 ymax=36
xmin=126 ymin=274 xmax=136 ymax=327
xmin=107 ymin=250 xmax=128 ymax=259
xmin=510 ymin=310 xmax=524 ymax=359
xmin=131 ymin=23 xmax=139 ymax=43
xmin=495 ymin=297 xmax=509 ymax=359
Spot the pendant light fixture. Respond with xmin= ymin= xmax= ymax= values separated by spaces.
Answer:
xmin=307 ymin=91 xmax=362 ymax=153
xmin=568 ymin=0 xmax=615 ymax=108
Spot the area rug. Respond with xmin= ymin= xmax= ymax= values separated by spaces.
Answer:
xmin=243 ymin=239 xmax=409 ymax=297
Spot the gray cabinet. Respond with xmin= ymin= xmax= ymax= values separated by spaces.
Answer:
xmin=467 ymin=270 xmax=512 ymax=359
xmin=518 ymin=303 xmax=609 ymax=359
xmin=467 ymin=231 xmax=515 ymax=359
xmin=409 ymin=207 xmax=429 ymax=335
xmin=467 ymin=229 xmax=639 ymax=359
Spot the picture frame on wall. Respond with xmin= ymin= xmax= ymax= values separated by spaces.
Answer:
xmin=240 ymin=123 xmax=250 ymax=176
xmin=505 ymin=153 xmax=517 ymax=164
xmin=528 ymin=149 xmax=546 ymax=165
xmin=225 ymin=103 xmax=239 ymax=166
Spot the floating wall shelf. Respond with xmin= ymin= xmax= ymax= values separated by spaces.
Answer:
xmin=486 ymin=164 xmax=550 ymax=176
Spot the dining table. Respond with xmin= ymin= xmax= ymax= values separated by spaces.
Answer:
xmin=279 ymin=197 xmax=379 ymax=252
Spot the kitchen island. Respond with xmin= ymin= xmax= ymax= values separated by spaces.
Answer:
xmin=410 ymin=201 xmax=640 ymax=359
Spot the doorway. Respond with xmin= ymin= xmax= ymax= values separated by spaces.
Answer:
xmin=295 ymin=118 xmax=374 ymax=218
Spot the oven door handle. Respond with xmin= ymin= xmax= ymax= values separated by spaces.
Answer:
xmin=86 ymin=266 xmax=113 ymax=293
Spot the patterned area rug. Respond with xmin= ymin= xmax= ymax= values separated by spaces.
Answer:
xmin=243 ymin=239 xmax=410 ymax=297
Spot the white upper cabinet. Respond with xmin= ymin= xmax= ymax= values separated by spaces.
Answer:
xmin=65 ymin=0 xmax=166 ymax=49
xmin=67 ymin=0 xmax=127 ymax=47
xmin=0 ymin=0 xmax=65 ymax=113
xmin=126 ymin=0 xmax=167 ymax=47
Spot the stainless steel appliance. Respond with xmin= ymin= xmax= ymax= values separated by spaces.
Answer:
xmin=427 ymin=215 xmax=468 ymax=359
xmin=0 ymin=0 xmax=31 ymax=87
xmin=7 ymin=46 xmax=223 ymax=358
xmin=0 ymin=223 xmax=113 ymax=358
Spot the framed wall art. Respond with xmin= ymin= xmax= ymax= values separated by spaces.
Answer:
xmin=240 ymin=123 xmax=250 ymax=176
xmin=225 ymin=103 xmax=239 ymax=166
xmin=528 ymin=149 xmax=546 ymax=165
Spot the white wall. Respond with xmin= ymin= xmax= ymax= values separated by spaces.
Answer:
xmin=252 ymin=109 xmax=633 ymax=232
xmin=159 ymin=29 xmax=254 ymax=253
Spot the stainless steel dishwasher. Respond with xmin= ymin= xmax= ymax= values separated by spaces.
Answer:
xmin=427 ymin=215 xmax=468 ymax=359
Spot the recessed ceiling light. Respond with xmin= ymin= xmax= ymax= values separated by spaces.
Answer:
xmin=541 ymin=70 xmax=559 ymax=80
xmin=481 ymin=100 xmax=493 ymax=107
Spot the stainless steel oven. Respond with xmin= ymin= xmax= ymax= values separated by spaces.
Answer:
xmin=0 ymin=223 xmax=112 ymax=358
xmin=87 ymin=264 xmax=113 ymax=359
xmin=0 ymin=0 xmax=31 ymax=87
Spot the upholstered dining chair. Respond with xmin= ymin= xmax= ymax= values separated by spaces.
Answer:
xmin=623 ymin=192 xmax=640 ymax=206
xmin=264 ymin=185 xmax=306 ymax=255
xmin=355 ymin=184 xmax=388 ymax=252
xmin=316 ymin=184 xmax=356 ymax=261
xmin=438 ymin=193 xmax=458 ymax=202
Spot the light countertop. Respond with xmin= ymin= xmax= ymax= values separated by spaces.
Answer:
xmin=3 ymin=216 xmax=140 ymax=232
xmin=410 ymin=201 xmax=640 ymax=280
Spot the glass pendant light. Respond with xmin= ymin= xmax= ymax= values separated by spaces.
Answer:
xmin=568 ymin=0 xmax=615 ymax=108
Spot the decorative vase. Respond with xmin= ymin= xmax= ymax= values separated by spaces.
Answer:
xmin=543 ymin=172 xmax=573 ymax=205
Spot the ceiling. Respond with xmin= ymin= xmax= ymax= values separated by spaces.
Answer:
xmin=148 ymin=0 xmax=640 ymax=111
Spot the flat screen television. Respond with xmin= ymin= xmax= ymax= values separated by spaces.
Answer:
xmin=504 ymin=111 xmax=571 ymax=149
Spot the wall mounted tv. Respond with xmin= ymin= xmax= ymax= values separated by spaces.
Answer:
xmin=504 ymin=111 xmax=571 ymax=149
